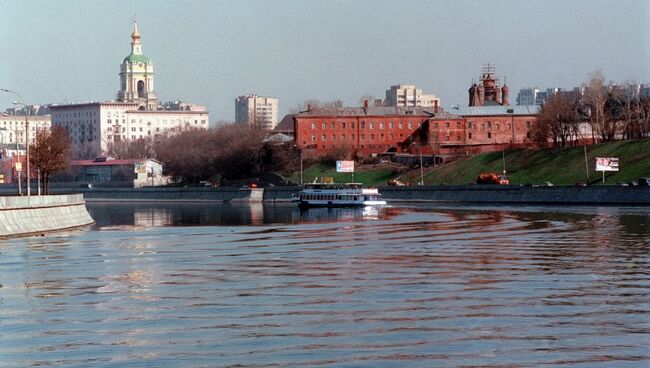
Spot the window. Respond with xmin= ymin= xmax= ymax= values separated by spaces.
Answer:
xmin=360 ymin=134 xmax=365 ymax=141
xmin=445 ymin=122 xmax=450 ymax=128
xmin=457 ymin=122 xmax=461 ymax=128
xmin=369 ymin=122 xmax=374 ymax=129
xmin=487 ymin=121 xmax=492 ymax=129
xmin=341 ymin=134 xmax=346 ymax=141
xmin=495 ymin=123 xmax=500 ymax=130
xmin=526 ymin=121 xmax=531 ymax=129
xmin=389 ymin=122 xmax=394 ymax=129
xmin=468 ymin=132 xmax=473 ymax=139
xmin=321 ymin=134 xmax=326 ymax=141
xmin=351 ymin=122 xmax=355 ymax=129
xmin=408 ymin=122 xmax=413 ymax=129
xmin=445 ymin=135 xmax=449 ymax=141
xmin=311 ymin=135 xmax=316 ymax=142
xmin=487 ymin=132 xmax=492 ymax=139
xmin=322 ymin=123 xmax=326 ymax=129
xmin=361 ymin=122 xmax=365 ymax=129
xmin=342 ymin=122 xmax=346 ymax=129
xmin=311 ymin=122 xmax=316 ymax=129
xmin=399 ymin=122 xmax=403 ymax=129
xmin=370 ymin=134 xmax=375 ymax=140
xmin=379 ymin=122 xmax=384 ymax=129
xmin=331 ymin=134 xmax=336 ymax=141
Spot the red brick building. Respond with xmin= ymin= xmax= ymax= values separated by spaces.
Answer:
xmin=293 ymin=105 xmax=538 ymax=158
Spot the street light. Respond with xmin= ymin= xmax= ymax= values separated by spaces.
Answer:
xmin=412 ymin=142 xmax=424 ymax=186
xmin=1 ymin=88 xmax=30 ymax=197
xmin=294 ymin=144 xmax=303 ymax=185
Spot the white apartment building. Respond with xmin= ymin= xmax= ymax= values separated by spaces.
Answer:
xmin=0 ymin=114 xmax=51 ymax=147
xmin=384 ymin=84 xmax=440 ymax=108
xmin=50 ymin=102 xmax=208 ymax=155
xmin=50 ymin=19 xmax=209 ymax=157
xmin=235 ymin=95 xmax=279 ymax=131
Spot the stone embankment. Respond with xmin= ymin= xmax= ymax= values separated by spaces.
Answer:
xmin=46 ymin=185 xmax=650 ymax=205
xmin=0 ymin=194 xmax=95 ymax=237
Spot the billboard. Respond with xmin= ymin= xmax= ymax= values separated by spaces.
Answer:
xmin=336 ymin=160 xmax=355 ymax=173
xmin=595 ymin=157 xmax=619 ymax=172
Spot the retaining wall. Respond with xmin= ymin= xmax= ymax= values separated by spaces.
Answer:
xmin=378 ymin=185 xmax=650 ymax=204
xmin=0 ymin=194 xmax=95 ymax=237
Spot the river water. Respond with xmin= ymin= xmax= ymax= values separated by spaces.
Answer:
xmin=1 ymin=203 xmax=649 ymax=367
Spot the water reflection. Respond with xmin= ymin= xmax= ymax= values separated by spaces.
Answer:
xmin=88 ymin=202 xmax=396 ymax=227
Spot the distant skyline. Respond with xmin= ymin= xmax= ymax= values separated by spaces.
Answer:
xmin=1 ymin=0 xmax=648 ymax=123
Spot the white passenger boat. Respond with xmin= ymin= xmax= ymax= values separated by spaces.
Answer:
xmin=292 ymin=182 xmax=387 ymax=208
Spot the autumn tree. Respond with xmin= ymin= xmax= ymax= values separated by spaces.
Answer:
xmin=583 ymin=71 xmax=618 ymax=142
xmin=30 ymin=125 xmax=71 ymax=194
xmin=535 ymin=93 xmax=581 ymax=147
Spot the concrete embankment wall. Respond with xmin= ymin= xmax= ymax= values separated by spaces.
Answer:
xmin=10 ymin=185 xmax=647 ymax=205
xmin=0 ymin=194 xmax=95 ymax=237
xmin=379 ymin=185 xmax=650 ymax=204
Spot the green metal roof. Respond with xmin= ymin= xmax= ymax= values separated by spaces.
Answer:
xmin=123 ymin=53 xmax=150 ymax=64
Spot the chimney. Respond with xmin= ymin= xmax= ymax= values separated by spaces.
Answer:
xmin=434 ymin=100 xmax=439 ymax=114
xmin=363 ymin=100 xmax=368 ymax=109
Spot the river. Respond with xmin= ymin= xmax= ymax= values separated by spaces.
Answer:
xmin=1 ymin=203 xmax=649 ymax=367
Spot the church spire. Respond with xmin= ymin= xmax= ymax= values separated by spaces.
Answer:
xmin=131 ymin=17 xmax=142 ymax=55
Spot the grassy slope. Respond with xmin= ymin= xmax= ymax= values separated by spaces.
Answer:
xmin=417 ymin=139 xmax=650 ymax=185
xmin=284 ymin=139 xmax=650 ymax=186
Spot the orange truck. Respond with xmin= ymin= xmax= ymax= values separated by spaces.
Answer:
xmin=476 ymin=172 xmax=509 ymax=185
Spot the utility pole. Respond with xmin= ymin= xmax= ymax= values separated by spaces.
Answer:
xmin=583 ymin=145 xmax=589 ymax=181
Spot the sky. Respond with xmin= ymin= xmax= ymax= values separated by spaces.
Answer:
xmin=1 ymin=0 xmax=649 ymax=124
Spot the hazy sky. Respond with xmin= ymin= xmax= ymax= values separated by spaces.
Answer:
xmin=1 ymin=0 xmax=648 ymax=122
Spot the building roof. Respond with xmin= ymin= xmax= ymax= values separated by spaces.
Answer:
xmin=264 ymin=133 xmax=294 ymax=143
xmin=274 ymin=114 xmax=295 ymax=132
xmin=123 ymin=53 xmax=151 ymax=64
xmin=447 ymin=105 xmax=539 ymax=116
xmin=296 ymin=106 xmax=459 ymax=118
xmin=71 ymin=158 xmax=161 ymax=167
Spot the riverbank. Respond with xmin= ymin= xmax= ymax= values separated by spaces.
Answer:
xmin=41 ymin=185 xmax=650 ymax=205
xmin=0 ymin=194 xmax=95 ymax=237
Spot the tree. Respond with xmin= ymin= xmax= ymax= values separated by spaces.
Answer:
xmin=583 ymin=71 xmax=615 ymax=142
xmin=30 ymin=125 xmax=71 ymax=194
xmin=106 ymin=137 xmax=156 ymax=159
xmin=536 ymin=93 xmax=581 ymax=147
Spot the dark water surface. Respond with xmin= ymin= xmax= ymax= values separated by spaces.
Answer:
xmin=1 ymin=203 xmax=650 ymax=367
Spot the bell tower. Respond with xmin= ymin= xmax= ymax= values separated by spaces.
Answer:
xmin=117 ymin=18 xmax=158 ymax=110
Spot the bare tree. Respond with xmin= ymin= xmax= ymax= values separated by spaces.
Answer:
xmin=536 ymin=93 xmax=581 ymax=147
xmin=583 ymin=71 xmax=616 ymax=142
xmin=106 ymin=137 xmax=156 ymax=159
xmin=30 ymin=125 xmax=71 ymax=194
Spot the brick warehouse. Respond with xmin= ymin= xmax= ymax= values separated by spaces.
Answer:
xmin=293 ymin=104 xmax=539 ymax=158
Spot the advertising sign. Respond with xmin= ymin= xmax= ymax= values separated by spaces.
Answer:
xmin=15 ymin=162 xmax=22 ymax=172
xmin=336 ymin=160 xmax=355 ymax=173
xmin=595 ymin=157 xmax=619 ymax=172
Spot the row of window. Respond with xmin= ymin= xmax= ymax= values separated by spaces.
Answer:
xmin=306 ymin=120 xmax=532 ymax=131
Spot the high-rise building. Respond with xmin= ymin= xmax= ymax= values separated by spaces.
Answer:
xmin=516 ymin=87 xmax=540 ymax=106
xmin=235 ymin=95 xmax=278 ymax=131
xmin=384 ymin=85 xmax=440 ymax=108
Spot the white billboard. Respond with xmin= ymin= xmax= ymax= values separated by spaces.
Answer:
xmin=595 ymin=157 xmax=619 ymax=172
xmin=336 ymin=160 xmax=355 ymax=173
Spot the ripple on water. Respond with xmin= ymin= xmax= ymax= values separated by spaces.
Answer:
xmin=0 ymin=205 xmax=649 ymax=367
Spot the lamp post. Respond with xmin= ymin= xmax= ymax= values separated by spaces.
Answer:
xmin=1 ymin=88 xmax=30 ymax=198
xmin=412 ymin=142 xmax=424 ymax=186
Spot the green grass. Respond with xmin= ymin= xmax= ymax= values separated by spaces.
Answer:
xmin=283 ymin=139 xmax=650 ymax=186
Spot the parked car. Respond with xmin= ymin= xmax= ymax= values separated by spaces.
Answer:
xmin=575 ymin=182 xmax=587 ymax=187
xmin=638 ymin=178 xmax=650 ymax=186
xmin=542 ymin=181 xmax=554 ymax=187
xmin=629 ymin=181 xmax=639 ymax=186
xmin=617 ymin=182 xmax=630 ymax=187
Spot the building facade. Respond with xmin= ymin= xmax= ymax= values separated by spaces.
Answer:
xmin=235 ymin=94 xmax=279 ymax=130
xmin=293 ymin=105 xmax=539 ymax=158
xmin=384 ymin=84 xmax=440 ymax=108
xmin=0 ymin=114 xmax=51 ymax=147
xmin=50 ymin=102 xmax=208 ymax=156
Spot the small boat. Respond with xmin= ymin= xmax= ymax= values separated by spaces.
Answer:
xmin=292 ymin=182 xmax=387 ymax=208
